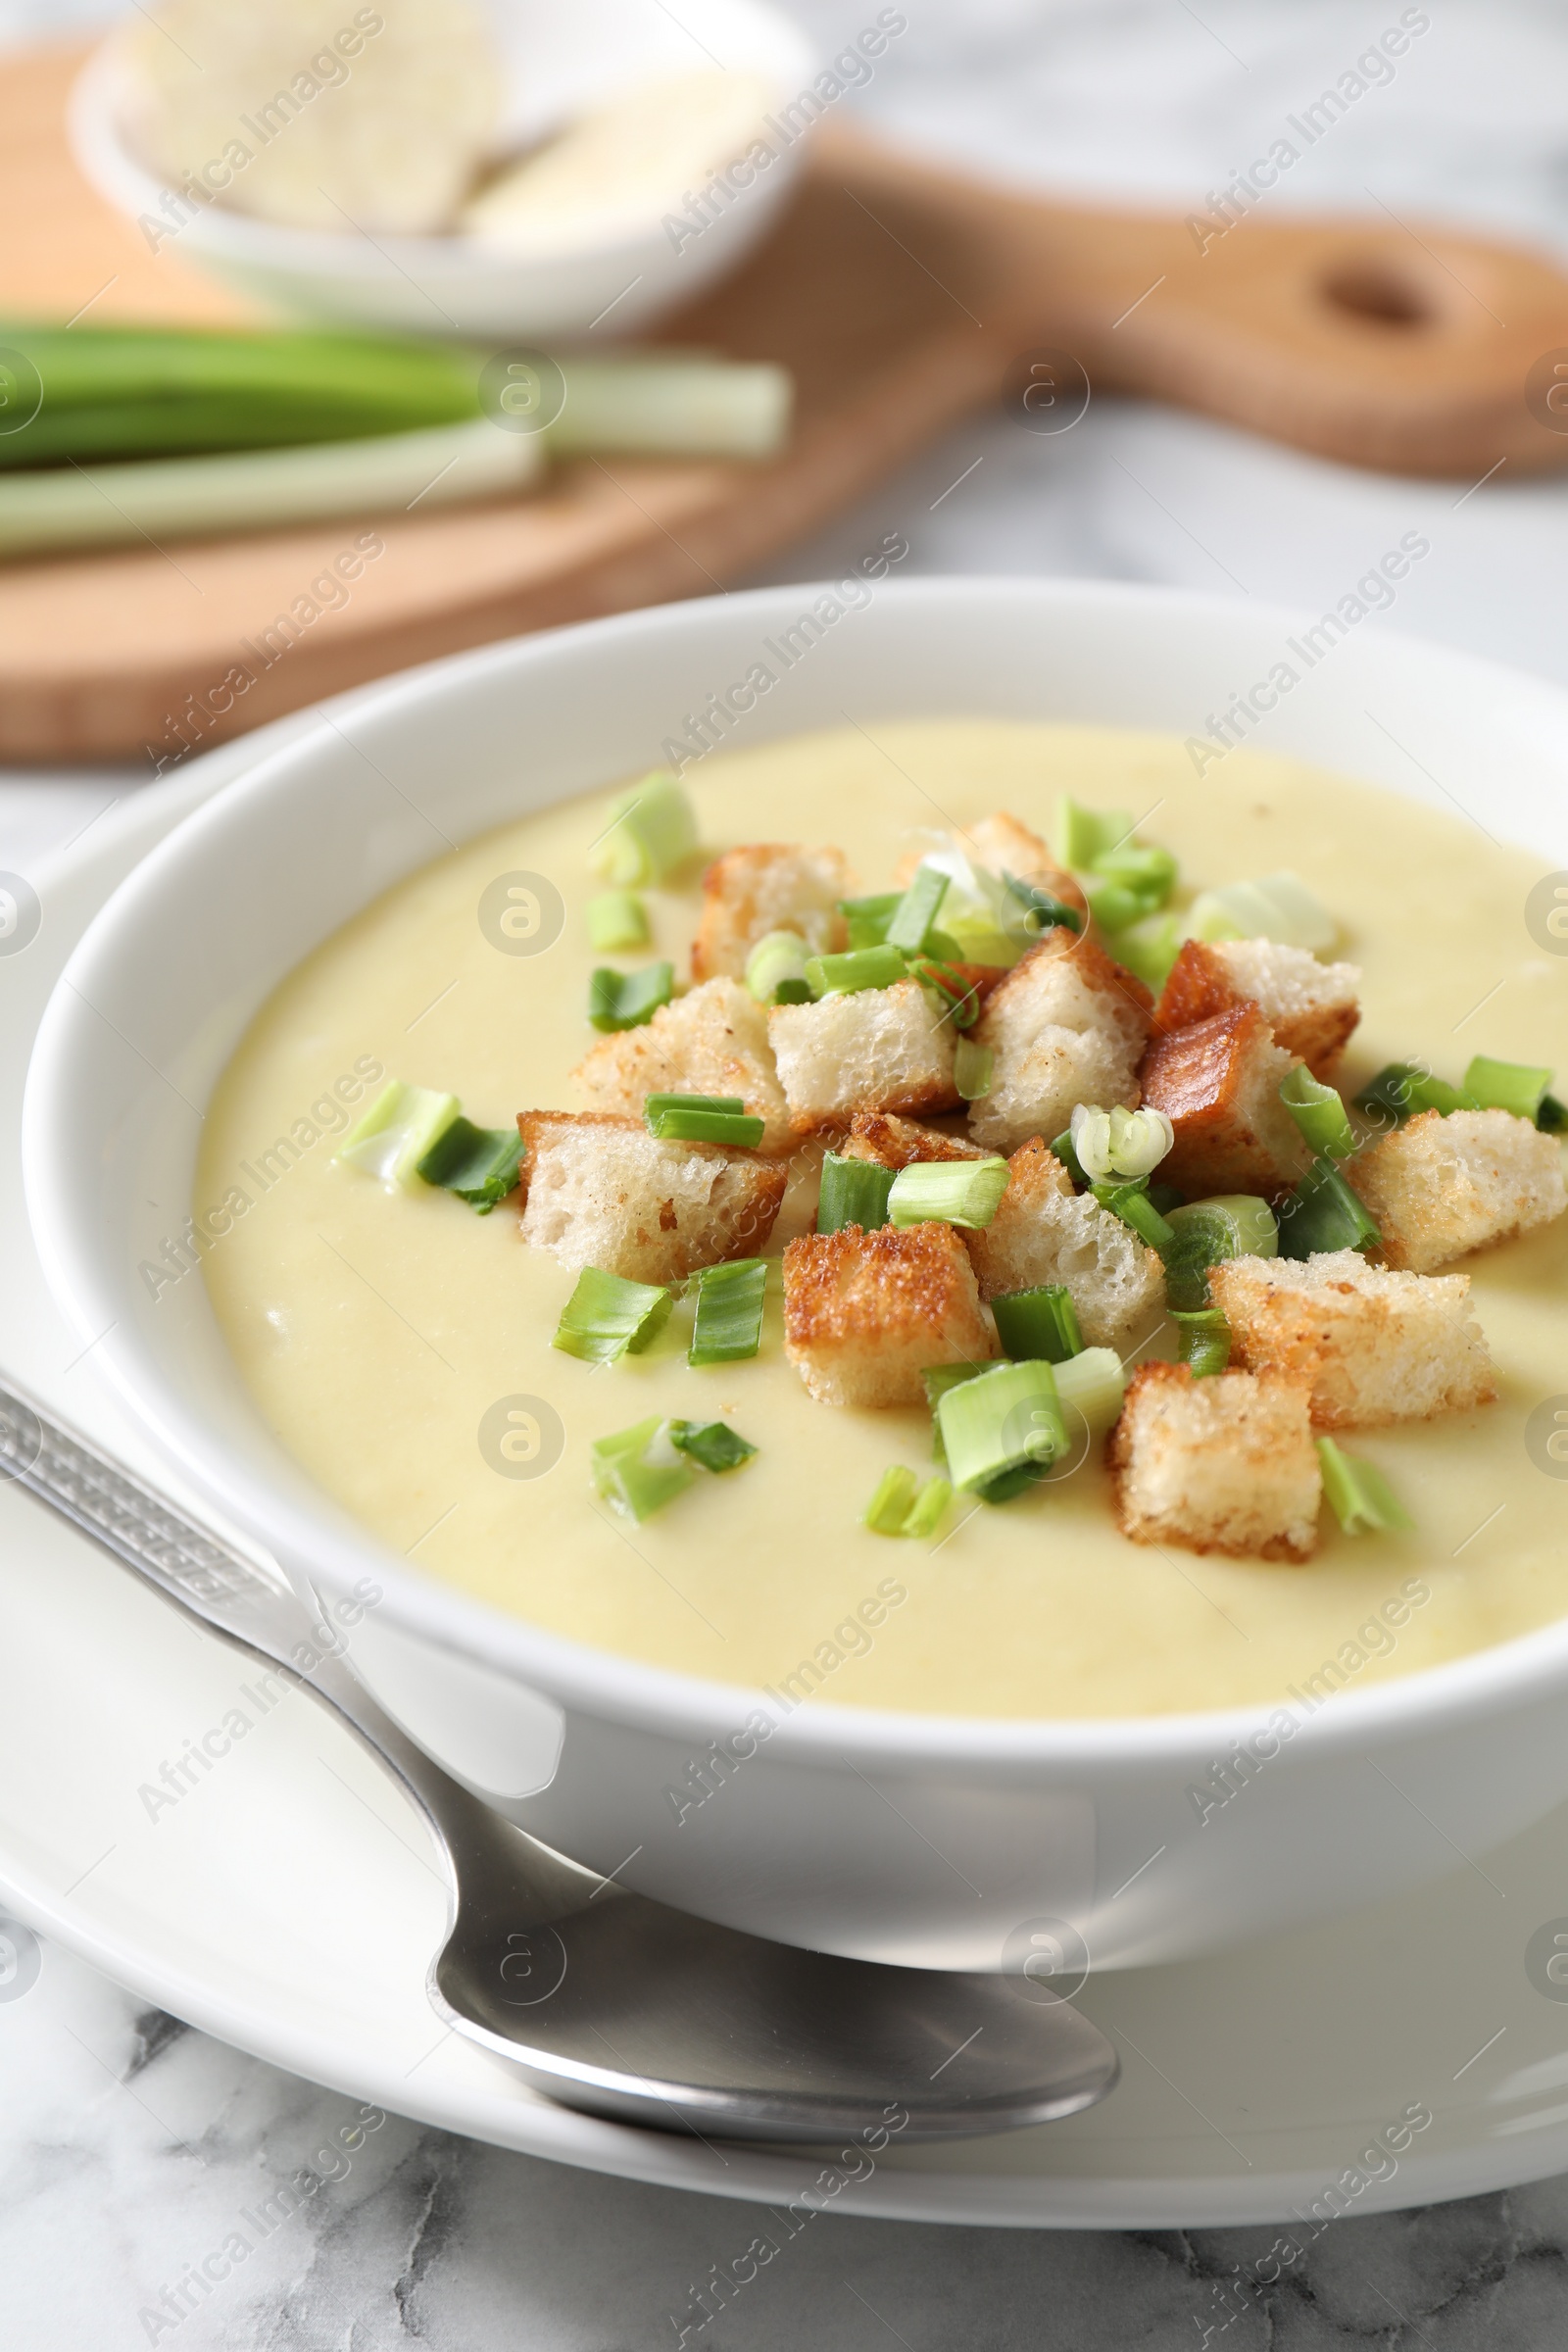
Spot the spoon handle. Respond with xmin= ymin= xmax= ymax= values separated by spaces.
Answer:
xmin=0 ymin=1370 xmax=514 ymax=1875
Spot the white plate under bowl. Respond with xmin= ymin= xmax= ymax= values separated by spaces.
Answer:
xmin=7 ymin=707 xmax=1568 ymax=2229
xmin=69 ymin=0 xmax=814 ymax=339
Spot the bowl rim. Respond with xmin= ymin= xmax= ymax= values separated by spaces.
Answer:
xmin=67 ymin=11 xmax=817 ymax=276
xmin=24 ymin=573 xmax=1568 ymax=1770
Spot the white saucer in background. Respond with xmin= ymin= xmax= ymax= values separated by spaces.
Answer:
xmin=4 ymin=718 xmax=1568 ymax=2229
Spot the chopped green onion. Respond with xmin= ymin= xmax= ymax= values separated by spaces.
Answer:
xmin=954 ymin=1038 xmax=995 ymax=1100
xmin=909 ymin=956 xmax=982 ymax=1029
xmin=1189 ymin=870 xmax=1337 ymax=952
xmin=1091 ymin=842 xmax=1177 ymax=906
xmin=1317 ymin=1437 xmax=1413 ymax=1535
xmin=885 ymin=864 xmax=951 ymax=955
xmin=1355 ymin=1061 xmax=1474 ymax=1122
xmin=1054 ymin=1346 xmax=1127 ymax=1435
xmin=816 ymin=1153 xmax=896 ymax=1235
xmin=1462 ymin=1054 xmax=1554 ymax=1122
xmin=1104 ymin=909 xmax=1183 ymax=990
xmin=1539 ymin=1094 xmax=1568 ymax=1134
xmin=1051 ymin=1127 xmax=1090 ymax=1187
xmin=974 ymin=1460 xmax=1049 ymax=1504
xmin=1056 ymin=797 xmax=1131 ymax=869
xmin=888 ymin=1156 xmax=1009 ymax=1230
xmin=1091 ymin=1180 xmax=1175 ymax=1250
xmin=1085 ymin=878 xmax=1161 ymax=934
xmin=587 ymin=772 xmax=698 ymax=887
xmin=904 ymin=1476 xmax=953 ymax=1539
xmin=337 ymin=1081 xmax=460 ymax=1186
xmin=416 ymin=1116 xmax=523 ymax=1211
xmin=938 ymin=910 xmax=1017 ymax=967
xmin=644 ymin=1095 xmax=764 ymax=1146
xmin=991 ymin=1285 xmax=1083 ymax=1363
xmin=838 ymin=892 xmax=903 ymax=950
xmin=591 ymin=1416 xmax=694 ymax=1522
xmin=805 ymin=944 xmax=907 ymax=996
xmin=745 ymin=929 xmax=812 ymax=1004
xmin=1280 ymin=1065 xmax=1356 ymax=1159
xmin=587 ymin=890 xmax=650 ymax=952
xmin=667 ymin=1419 xmax=758 ymax=1473
xmin=1149 ymin=1182 xmax=1187 ymax=1216
xmin=645 ymin=1092 xmax=745 ymax=1118
xmin=923 ymin=1359 xmax=995 ymax=1467
xmin=1173 ymin=1306 xmax=1232 ymax=1377
xmin=1001 ymin=872 xmax=1084 ymax=937
xmin=1276 ymin=1156 xmax=1381 ymax=1260
xmin=554 ymin=1267 xmax=673 ymax=1363
xmin=588 ymin=960 xmax=673 ymax=1031
xmin=1072 ymin=1102 xmax=1176 ymax=1182
xmin=864 ymin=1464 xmax=919 ymax=1534
xmin=938 ymin=1359 xmax=1067 ymax=1494
xmin=688 ymin=1258 xmax=768 ymax=1365
xmin=1161 ymin=1195 xmax=1279 ymax=1310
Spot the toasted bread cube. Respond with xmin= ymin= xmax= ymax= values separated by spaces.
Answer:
xmin=894 ymin=813 xmax=1088 ymax=920
xmin=518 ymin=1111 xmax=785 ymax=1284
xmin=966 ymin=1138 xmax=1166 ymax=1350
xmin=1208 ymin=1249 xmax=1496 ymax=1429
xmin=1107 ymin=1361 xmax=1321 ymax=1562
xmin=1348 ymin=1107 xmax=1568 ymax=1274
xmin=768 ymin=979 xmax=958 ymax=1136
xmin=1155 ymin=938 xmax=1361 ymax=1078
xmin=967 ymin=935 xmax=1152 ymax=1154
xmin=1138 ymin=1002 xmax=1309 ymax=1199
xmin=691 ymin=844 xmax=856 ymax=982
xmin=571 ymin=977 xmax=791 ymax=1153
xmin=783 ymin=1222 xmax=994 ymax=1406
xmin=842 ymin=1111 xmax=990 ymax=1169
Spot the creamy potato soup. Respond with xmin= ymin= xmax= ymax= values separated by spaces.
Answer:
xmin=198 ymin=722 xmax=1568 ymax=1718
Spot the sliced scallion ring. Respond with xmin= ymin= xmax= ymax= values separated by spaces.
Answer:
xmin=1279 ymin=1065 xmax=1356 ymax=1159
xmin=553 ymin=1267 xmax=673 ymax=1363
xmin=888 ymin=1155 xmax=1009 ymax=1231
xmin=1317 ymin=1437 xmax=1413 ymax=1535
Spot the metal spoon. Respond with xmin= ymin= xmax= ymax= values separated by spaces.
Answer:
xmin=0 ymin=1374 xmax=1118 ymax=2142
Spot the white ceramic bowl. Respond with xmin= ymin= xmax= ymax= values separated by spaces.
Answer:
xmin=69 ymin=0 xmax=814 ymax=340
xmin=23 ymin=578 xmax=1568 ymax=1974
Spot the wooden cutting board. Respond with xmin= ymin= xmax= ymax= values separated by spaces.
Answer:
xmin=7 ymin=40 xmax=1568 ymax=764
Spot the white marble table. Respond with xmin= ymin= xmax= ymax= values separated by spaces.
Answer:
xmin=7 ymin=1 xmax=1568 ymax=2341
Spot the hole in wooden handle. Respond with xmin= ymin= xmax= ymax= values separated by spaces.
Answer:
xmin=1319 ymin=261 xmax=1434 ymax=328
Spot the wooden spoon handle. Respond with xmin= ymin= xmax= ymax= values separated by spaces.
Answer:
xmin=818 ymin=122 xmax=1568 ymax=477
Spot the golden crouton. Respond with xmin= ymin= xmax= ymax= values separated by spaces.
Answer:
xmin=1155 ymin=938 xmax=1361 ymax=1078
xmin=894 ymin=813 xmax=1088 ymax=921
xmin=1138 ymin=1003 xmax=1309 ymax=1199
xmin=1107 ymin=1361 xmax=1321 ymax=1562
xmin=782 ymin=1223 xmax=994 ymax=1406
xmin=691 ymin=844 xmax=856 ymax=982
xmin=768 ymin=978 xmax=959 ymax=1136
xmin=571 ymin=977 xmax=791 ymax=1153
xmin=1348 ymin=1107 xmax=1568 ymax=1274
xmin=1208 ymin=1249 xmax=1497 ymax=1429
xmin=967 ymin=934 xmax=1152 ymax=1154
xmin=517 ymin=1111 xmax=785 ymax=1284
xmin=967 ymin=1138 xmax=1166 ymax=1350
xmin=841 ymin=1111 xmax=990 ymax=1168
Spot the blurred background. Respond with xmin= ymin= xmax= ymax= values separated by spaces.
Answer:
xmin=6 ymin=3 xmax=1568 ymax=2340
